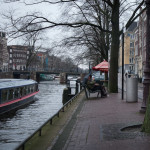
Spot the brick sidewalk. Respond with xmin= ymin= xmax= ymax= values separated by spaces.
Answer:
xmin=50 ymin=93 xmax=150 ymax=150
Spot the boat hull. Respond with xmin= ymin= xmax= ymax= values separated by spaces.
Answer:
xmin=0 ymin=92 xmax=38 ymax=116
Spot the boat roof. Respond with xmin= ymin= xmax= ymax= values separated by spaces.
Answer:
xmin=0 ymin=79 xmax=37 ymax=90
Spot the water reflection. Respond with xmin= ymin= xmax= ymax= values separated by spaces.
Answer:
xmin=0 ymin=80 xmax=66 ymax=150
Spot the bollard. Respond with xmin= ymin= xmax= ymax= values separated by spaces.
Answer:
xmin=76 ymin=81 xmax=78 ymax=94
xmin=62 ymin=88 xmax=70 ymax=105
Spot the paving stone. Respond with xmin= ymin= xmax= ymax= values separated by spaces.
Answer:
xmin=51 ymin=92 xmax=150 ymax=150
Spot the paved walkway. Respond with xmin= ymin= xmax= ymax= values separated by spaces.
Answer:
xmin=50 ymin=92 xmax=150 ymax=150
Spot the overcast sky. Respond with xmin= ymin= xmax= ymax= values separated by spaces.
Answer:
xmin=0 ymin=0 xmax=141 ymax=42
xmin=0 ymin=0 xmax=63 ymax=44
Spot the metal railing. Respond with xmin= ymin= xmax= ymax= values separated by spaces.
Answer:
xmin=14 ymin=89 xmax=83 ymax=150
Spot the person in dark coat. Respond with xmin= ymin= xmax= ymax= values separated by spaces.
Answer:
xmin=87 ymin=75 xmax=107 ymax=97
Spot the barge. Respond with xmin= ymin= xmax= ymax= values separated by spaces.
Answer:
xmin=0 ymin=79 xmax=39 ymax=115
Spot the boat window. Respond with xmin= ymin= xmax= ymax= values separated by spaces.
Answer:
xmin=35 ymin=84 xmax=38 ymax=91
xmin=29 ymin=86 xmax=32 ymax=93
xmin=28 ymin=86 xmax=30 ymax=94
xmin=31 ymin=85 xmax=34 ymax=93
xmin=14 ymin=88 xmax=20 ymax=99
xmin=26 ymin=86 xmax=29 ymax=94
xmin=18 ymin=88 xmax=21 ymax=97
xmin=8 ymin=89 xmax=14 ymax=100
xmin=0 ymin=90 xmax=2 ymax=103
xmin=33 ymin=85 xmax=35 ymax=92
xmin=25 ymin=86 xmax=30 ymax=95
xmin=23 ymin=87 xmax=26 ymax=95
xmin=1 ymin=90 xmax=8 ymax=102
xmin=20 ymin=87 xmax=24 ymax=96
xmin=24 ymin=87 xmax=26 ymax=95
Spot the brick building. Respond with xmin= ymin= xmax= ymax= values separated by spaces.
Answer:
xmin=135 ymin=9 xmax=147 ymax=80
xmin=0 ymin=32 xmax=9 ymax=71
xmin=7 ymin=45 xmax=31 ymax=71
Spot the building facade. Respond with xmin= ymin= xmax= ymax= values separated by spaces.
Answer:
xmin=0 ymin=32 xmax=9 ymax=71
xmin=7 ymin=45 xmax=31 ymax=71
xmin=134 ymin=9 xmax=147 ymax=80
xmin=119 ymin=8 xmax=147 ymax=83
xmin=119 ymin=22 xmax=137 ymax=74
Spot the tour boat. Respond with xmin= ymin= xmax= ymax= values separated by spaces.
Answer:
xmin=0 ymin=79 xmax=39 ymax=116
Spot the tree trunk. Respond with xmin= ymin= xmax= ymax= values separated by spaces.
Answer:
xmin=142 ymin=88 xmax=150 ymax=133
xmin=108 ymin=0 xmax=120 ymax=93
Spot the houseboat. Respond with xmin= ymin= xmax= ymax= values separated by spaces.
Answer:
xmin=0 ymin=79 xmax=39 ymax=115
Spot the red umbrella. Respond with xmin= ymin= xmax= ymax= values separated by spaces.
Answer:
xmin=92 ymin=60 xmax=109 ymax=72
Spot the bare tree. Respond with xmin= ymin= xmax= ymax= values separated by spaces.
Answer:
xmin=21 ymin=25 xmax=47 ymax=69
xmin=4 ymin=0 xmax=145 ymax=92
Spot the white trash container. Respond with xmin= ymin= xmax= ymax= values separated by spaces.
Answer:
xmin=126 ymin=77 xmax=138 ymax=102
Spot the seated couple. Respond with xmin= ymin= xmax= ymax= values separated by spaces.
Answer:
xmin=87 ymin=75 xmax=107 ymax=97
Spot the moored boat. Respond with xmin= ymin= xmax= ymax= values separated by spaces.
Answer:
xmin=0 ymin=79 xmax=39 ymax=116
xmin=40 ymin=74 xmax=55 ymax=81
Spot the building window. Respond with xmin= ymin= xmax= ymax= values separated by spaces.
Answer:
xmin=0 ymin=32 xmax=6 ymax=38
xmin=135 ymin=45 xmax=138 ymax=56
xmin=132 ymin=58 xmax=134 ymax=63
xmin=130 ymin=34 xmax=134 ymax=39
xmin=2 ymin=32 xmax=5 ymax=38
xmin=130 ymin=42 xmax=134 ymax=48
xmin=130 ymin=48 xmax=134 ymax=56
xmin=139 ymin=38 xmax=141 ymax=47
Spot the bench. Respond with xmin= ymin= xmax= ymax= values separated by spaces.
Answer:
xmin=84 ymin=85 xmax=102 ymax=99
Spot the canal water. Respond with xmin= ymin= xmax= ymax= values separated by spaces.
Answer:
xmin=0 ymin=80 xmax=66 ymax=150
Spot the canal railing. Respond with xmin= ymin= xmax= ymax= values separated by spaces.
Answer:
xmin=14 ymin=88 xmax=83 ymax=150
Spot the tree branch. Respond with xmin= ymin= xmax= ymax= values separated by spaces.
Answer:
xmin=24 ymin=0 xmax=77 ymax=5
xmin=102 ymin=0 xmax=113 ymax=8
xmin=126 ymin=0 xmax=145 ymax=29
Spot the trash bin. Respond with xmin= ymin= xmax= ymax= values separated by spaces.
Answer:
xmin=126 ymin=76 xmax=138 ymax=102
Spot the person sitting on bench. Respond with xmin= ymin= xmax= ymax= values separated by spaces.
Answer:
xmin=87 ymin=75 xmax=107 ymax=97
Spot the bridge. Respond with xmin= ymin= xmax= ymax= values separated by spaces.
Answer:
xmin=0 ymin=70 xmax=84 ymax=83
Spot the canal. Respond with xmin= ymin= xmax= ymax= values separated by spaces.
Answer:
xmin=0 ymin=80 xmax=66 ymax=150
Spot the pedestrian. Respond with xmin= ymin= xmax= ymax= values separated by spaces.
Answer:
xmin=125 ymin=72 xmax=128 ymax=78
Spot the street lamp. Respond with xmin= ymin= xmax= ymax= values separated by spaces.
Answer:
xmin=121 ymin=24 xmax=125 ymax=100
xmin=89 ymin=60 xmax=94 ymax=74
xmin=89 ymin=61 xmax=91 ymax=73
xmin=140 ymin=0 xmax=150 ymax=113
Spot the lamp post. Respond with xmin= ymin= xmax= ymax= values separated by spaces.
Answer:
xmin=89 ymin=61 xmax=93 ymax=73
xmin=140 ymin=0 xmax=150 ymax=113
xmin=121 ymin=25 xmax=125 ymax=100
